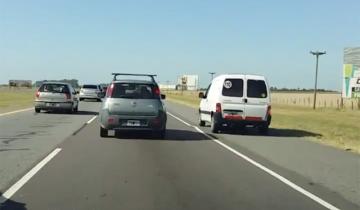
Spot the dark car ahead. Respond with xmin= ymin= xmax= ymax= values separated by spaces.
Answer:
xmin=99 ymin=73 xmax=167 ymax=138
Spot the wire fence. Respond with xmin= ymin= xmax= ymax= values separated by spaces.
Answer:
xmin=163 ymin=90 xmax=360 ymax=110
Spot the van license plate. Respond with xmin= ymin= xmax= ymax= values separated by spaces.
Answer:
xmin=126 ymin=120 xmax=140 ymax=127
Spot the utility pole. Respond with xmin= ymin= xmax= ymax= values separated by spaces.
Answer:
xmin=209 ymin=72 xmax=216 ymax=81
xmin=310 ymin=51 xmax=326 ymax=110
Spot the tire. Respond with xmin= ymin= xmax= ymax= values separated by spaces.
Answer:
xmin=74 ymin=105 xmax=78 ymax=113
xmin=79 ymin=98 xmax=83 ymax=101
xmin=153 ymin=128 xmax=166 ymax=139
xmin=35 ymin=108 xmax=41 ymax=113
xmin=100 ymin=127 xmax=108 ymax=137
xmin=211 ymin=115 xmax=221 ymax=133
xmin=66 ymin=107 xmax=73 ymax=114
xmin=259 ymin=124 xmax=269 ymax=135
xmin=198 ymin=113 xmax=206 ymax=127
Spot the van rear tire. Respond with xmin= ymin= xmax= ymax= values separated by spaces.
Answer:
xmin=199 ymin=114 xmax=206 ymax=127
xmin=211 ymin=115 xmax=221 ymax=133
xmin=35 ymin=108 xmax=41 ymax=113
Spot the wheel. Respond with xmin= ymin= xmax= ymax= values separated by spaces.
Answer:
xmin=198 ymin=113 xmax=206 ymax=126
xmin=79 ymin=98 xmax=83 ymax=101
xmin=66 ymin=107 xmax=73 ymax=114
xmin=153 ymin=129 xmax=166 ymax=139
xmin=74 ymin=105 xmax=78 ymax=113
xmin=100 ymin=127 xmax=108 ymax=137
xmin=97 ymin=98 xmax=102 ymax=102
xmin=211 ymin=115 xmax=221 ymax=133
xmin=35 ymin=108 xmax=41 ymax=113
xmin=259 ymin=124 xmax=269 ymax=135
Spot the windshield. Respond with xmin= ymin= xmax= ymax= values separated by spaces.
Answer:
xmin=39 ymin=84 xmax=69 ymax=93
xmin=112 ymin=83 xmax=158 ymax=99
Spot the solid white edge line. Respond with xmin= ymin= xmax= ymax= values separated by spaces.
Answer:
xmin=167 ymin=112 xmax=191 ymax=126
xmin=167 ymin=112 xmax=341 ymax=210
xmin=0 ymin=108 xmax=33 ymax=117
xmin=0 ymin=148 xmax=62 ymax=204
xmin=86 ymin=115 xmax=97 ymax=124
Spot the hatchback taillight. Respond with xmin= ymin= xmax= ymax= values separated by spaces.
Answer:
xmin=216 ymin=103 xmax=222 ymax=113
xmin=106 ymin=83 xmax=114 ymax=98
xmin=35 ymin=91 xmax=40 ymax=98
xmin=65 ymin=93 xmax=71 ymax=100
xmin=153 ymin=87 xmax=160 ymax=96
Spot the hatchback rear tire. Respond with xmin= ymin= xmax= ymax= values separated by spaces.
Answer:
xmin=35 ymin=108 xmax=41 ymax=113
xmin=100 ymin=127 xmax=108 ymax=137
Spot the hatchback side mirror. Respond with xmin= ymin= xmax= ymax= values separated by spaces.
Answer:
xmin=198 ymin=92 xmax=205 ymax=98
xmin=161 ymin=94 xmax=166 ymax=100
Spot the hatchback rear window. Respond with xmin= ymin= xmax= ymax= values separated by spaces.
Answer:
xmin=222 ymin=79 xmax=244 ymax=97
xmin=82 ymin=85 xmax=98 ymax=89
xmin=112 ymin=83 xmax=158 ymax=99
xmin=39 ymin=84 xmax=69 ymax=93
xmin=247 ymin=80 xmax=267 ymax=98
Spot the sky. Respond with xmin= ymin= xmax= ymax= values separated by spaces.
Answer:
xmin=0 ymin=0 xmax=359 ymax=90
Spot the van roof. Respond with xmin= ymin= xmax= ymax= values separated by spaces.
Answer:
xmin=213 ymin=74 xmax=266 ymax=80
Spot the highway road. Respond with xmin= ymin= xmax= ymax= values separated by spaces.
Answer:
xmin=0 ymin=101 xmax=359 ymax=210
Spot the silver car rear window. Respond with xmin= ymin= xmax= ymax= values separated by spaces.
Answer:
xmin=82 ymin=85 xmax=98 ymax=89
xmin=112 ymin=83 xmax=157 ymax=99
xmin=39 ymin=84 xmax=69 ymax=93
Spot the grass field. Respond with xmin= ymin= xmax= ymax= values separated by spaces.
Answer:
xmin=0 ymin=87 xmax=35 ymax=113
xmin=164 ymin=91 xmax=360 ymax=154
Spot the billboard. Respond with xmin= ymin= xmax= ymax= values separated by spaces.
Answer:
xmin=177 ymin=75 xmax=199 ymax=91
xmin=343 ymin=47 xmax=360 ymax=98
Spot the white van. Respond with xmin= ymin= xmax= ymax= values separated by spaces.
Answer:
xmin=198 ymin=74 xmax=271 ymax=134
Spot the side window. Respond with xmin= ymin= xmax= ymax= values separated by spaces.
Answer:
xmin=204 ymin=83 xmax=212 ymax=98
xmin=247 ymin=80 xmax=267 ymax=98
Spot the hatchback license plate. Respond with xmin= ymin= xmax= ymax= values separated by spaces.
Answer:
xmin=126 ymin=120 xmax=140 ymax=127
xmin=46 ymin=103 xmax=59 ymax=107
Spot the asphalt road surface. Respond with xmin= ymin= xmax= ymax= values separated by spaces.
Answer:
xmin=0 ymin=101 xmax=359 ymax=210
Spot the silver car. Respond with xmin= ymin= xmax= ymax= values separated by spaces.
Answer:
xmin=99 ymin=73 xmax=167 ymax=138
xmin=34 ymin=82 xmax=79 ymax=113
xmin=79 ymin=84 xmax=103 ymax=101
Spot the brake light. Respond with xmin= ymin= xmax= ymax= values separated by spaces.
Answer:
xmin=267 ymin=105 xmax=272 ymax=116
xmin=106 ymin=83 xmax=114 ymax=98
xmin=65 ymin=93 xmax=71 ymax=100
xmin=216 ymin=103 xmax=222 ymax=113
xmin=153 ymin=87 xmax=160 ymax=96
xmin=35 ymin=91 xmax=40 ymax=98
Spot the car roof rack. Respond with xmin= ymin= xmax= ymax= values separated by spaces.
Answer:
xmin=111 ymin=73 xmax=157 ymax=82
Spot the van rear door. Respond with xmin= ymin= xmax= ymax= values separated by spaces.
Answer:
xmin=220 ymin=77 xmax=246 ymax=120
xmin=244 ymin=77 xmax=269 ymax=121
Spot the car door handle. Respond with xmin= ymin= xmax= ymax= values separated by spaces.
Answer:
xmin=244 ymin=98 xmax=248 ymax=103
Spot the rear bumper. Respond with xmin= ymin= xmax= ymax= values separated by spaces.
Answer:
xmin=34 ymin=101 xmax=73 ymax=110
xmin=99 ymin=111 xmax=167 ymax=131
xmin=214 ymin=112 xmax=271 ymax=127
xmin=79 ymin=93 xmax=101 ymax=99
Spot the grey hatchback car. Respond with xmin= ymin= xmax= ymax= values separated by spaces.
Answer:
xmin=34 ymin=82 xmax=79 ymax=113
xmin=99 ymin=73 xmax=167 ymax=138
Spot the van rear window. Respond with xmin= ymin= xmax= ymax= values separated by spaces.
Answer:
xmin=247 ymin=80 xmax=267 ymax=98
xmin=222 ymin=79 xmax=243 ymax=97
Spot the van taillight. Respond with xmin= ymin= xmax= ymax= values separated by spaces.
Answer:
xmin=106 ymin=83 xmax=114 ymax=98
xmin=35 ymin=91 xmax=40 ymax=98
xmin=267 ymin=105 xmax=272 ymax=116
xmin=216 ymin=103 xmax=222 ymax=113
xmin=153 ymin=87 xmax=160 ymax=96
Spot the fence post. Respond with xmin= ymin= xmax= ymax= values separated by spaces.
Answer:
xmin=340 ymin=98 xmax=344 ymax=109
